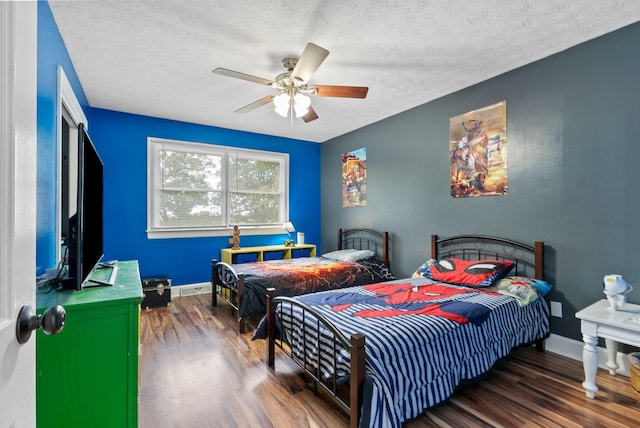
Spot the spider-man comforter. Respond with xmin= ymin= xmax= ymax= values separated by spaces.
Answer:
xmin=234 ymin=256 xmax=395 ymax=317
xmin=270 ymin=276 xmax=550 ymax=428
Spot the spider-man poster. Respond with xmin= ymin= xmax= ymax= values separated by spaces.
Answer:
xmin=450 ymin=101 xmax=508 ymax=198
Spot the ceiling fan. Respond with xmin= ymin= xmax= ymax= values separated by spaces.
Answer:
xmin=212 ymin=43 xmax=368 ymax=123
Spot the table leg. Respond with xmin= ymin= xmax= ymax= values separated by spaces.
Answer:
xmin=582 ymin=333 xmax=599 ymax=398
xmin=605 ymin=338 xmax=618 ymax=375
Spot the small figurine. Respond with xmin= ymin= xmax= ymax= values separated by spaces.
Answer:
xmin=229 ymin=225 xmax=240 ymax=249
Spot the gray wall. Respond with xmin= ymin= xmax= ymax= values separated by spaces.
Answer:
xmin=321 ymin=22 xmax=640 ymax=341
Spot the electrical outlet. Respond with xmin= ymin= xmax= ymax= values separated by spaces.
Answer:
xmin=550 ymin=301 xmax=563 ymax=318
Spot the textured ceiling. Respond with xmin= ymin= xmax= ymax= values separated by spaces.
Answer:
xmin=49 ymin=0 xmax=640 ymax=143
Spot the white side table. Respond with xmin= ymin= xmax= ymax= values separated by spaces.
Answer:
xmin=575 ymin=299 xmax=640 ymax=398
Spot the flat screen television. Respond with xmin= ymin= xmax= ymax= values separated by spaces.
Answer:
xmin=60 ymin=123 xmax=114 ymax=290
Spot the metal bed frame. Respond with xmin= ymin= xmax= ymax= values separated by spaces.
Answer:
xmin=266 ymin=234 xmax=546 ymax=428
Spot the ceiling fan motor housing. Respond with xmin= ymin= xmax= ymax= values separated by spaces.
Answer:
xmin=281 ymin=57 xmax=298 ymax=72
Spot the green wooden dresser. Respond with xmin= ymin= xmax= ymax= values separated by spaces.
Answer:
xmin=36 ymin=260 xmax=143 ymax=428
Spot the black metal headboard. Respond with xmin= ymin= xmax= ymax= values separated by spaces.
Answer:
xmin=338 ymin=228 xmax=390 ymax=268
xmin=431 ymin=235 xmax=544 ymax=280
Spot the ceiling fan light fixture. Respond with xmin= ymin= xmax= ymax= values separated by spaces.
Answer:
xmin=293 ymin=93 xmax=311 ymax=117
xmin=273 ymin=93 xmax=290 ymax=117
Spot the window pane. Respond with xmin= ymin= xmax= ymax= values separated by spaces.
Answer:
xmin=161 ymin=150 xmax=221 ymax=190
xmin=159 ymin=189 xmax=223 ymax=227
xmin=148 ymin=137 xmax=288 ymax=237
xmin=228 ymin=157 xmax=280 ymax=192
xmin=230 ymin=192 xmax=280 ymax=224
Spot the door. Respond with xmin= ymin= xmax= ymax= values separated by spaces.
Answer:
xmin=0 ymin=2 xmax=38 ymax=426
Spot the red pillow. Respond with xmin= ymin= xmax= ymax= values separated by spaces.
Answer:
xmin=424 ymin=258 xmax=514 ymax=287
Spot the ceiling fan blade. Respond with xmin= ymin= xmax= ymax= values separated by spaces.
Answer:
xmin=234 ymin=95 xmax=275 ymax=114
xmin=312 ymin=85 xmax=369 ymax=98
xmin=212 ymin=68 xmax=274 ymax=86
xmin=301 ymin=106 xmax=319 ymax=123
xmin=290 ymin=43 xmax=329 ymax=85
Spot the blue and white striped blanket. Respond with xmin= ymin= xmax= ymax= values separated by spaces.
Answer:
xmin=275 ymin=276 xmax=550 ymax=427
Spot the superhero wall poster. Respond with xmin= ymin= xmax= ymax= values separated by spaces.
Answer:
xmin=450 ymin=101 xmax=508 ymax=198
xmin=342 ymin=147 xmax=366 ymax=207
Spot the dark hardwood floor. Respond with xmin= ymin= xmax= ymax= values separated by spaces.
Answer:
xmin=139 ymin=294 xmax=640 ymax=427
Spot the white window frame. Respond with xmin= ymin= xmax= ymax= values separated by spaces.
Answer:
xmin=147 ymin=137 xmax=289 ymax=239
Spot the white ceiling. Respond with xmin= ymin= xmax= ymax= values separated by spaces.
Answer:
xmin=49 ymin=0 xmax=640 ymax=143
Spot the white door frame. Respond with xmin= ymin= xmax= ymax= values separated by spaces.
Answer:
xmin=57 ymin=65 xmax=87 ymax=263
xmin=0 ymin=1 xmax=38 ymax=426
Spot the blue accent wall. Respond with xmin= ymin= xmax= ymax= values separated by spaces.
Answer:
xmin=36 ymin=1 xmax=89 ymax=273
xmin=36 ymin=1 xmax=321 ymax=285
xmin=321 ymin=22 xmax=640 ymax=342
xmin=86 ymin=108 xmax=320 ymax=285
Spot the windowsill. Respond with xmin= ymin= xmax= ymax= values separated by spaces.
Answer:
xmin=146 ymin=226 xmax=285 ymax=240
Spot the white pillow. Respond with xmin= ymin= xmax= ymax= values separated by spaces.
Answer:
xmin=322 ymin=249 xmax=375 ymax=262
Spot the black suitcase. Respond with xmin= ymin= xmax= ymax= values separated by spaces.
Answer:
xmin=141 ymin=275 xmax=171 ymax=309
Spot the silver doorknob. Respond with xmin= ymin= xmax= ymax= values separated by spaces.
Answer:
xmin=15 ymin=305 xmax=66 ymax=344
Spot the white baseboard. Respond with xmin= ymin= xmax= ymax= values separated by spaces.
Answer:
xmin=170 ymin=282 xmax=212 ymax=298
xmin=544 ymin=333 xmax=630 ymax=377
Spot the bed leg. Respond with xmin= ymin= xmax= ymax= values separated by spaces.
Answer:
xmin=350 ymin=333 xmax=365 ymax=428
xmin=535 ymin=338 xmax=545 ymax=352
xmin=211 ymin=259 xmax=218 ymax=307
xmin=266 ymin=288 xmax=276 ymax=369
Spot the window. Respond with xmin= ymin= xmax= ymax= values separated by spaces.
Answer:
xmin=147 ymin=137 xmax=289 ymax=238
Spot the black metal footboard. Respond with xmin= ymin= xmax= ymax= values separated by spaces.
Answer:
xmin=211 ymin=259 xmax=247 ymax=333
xmin=266 ymin=288 xmax=365 ymax=428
